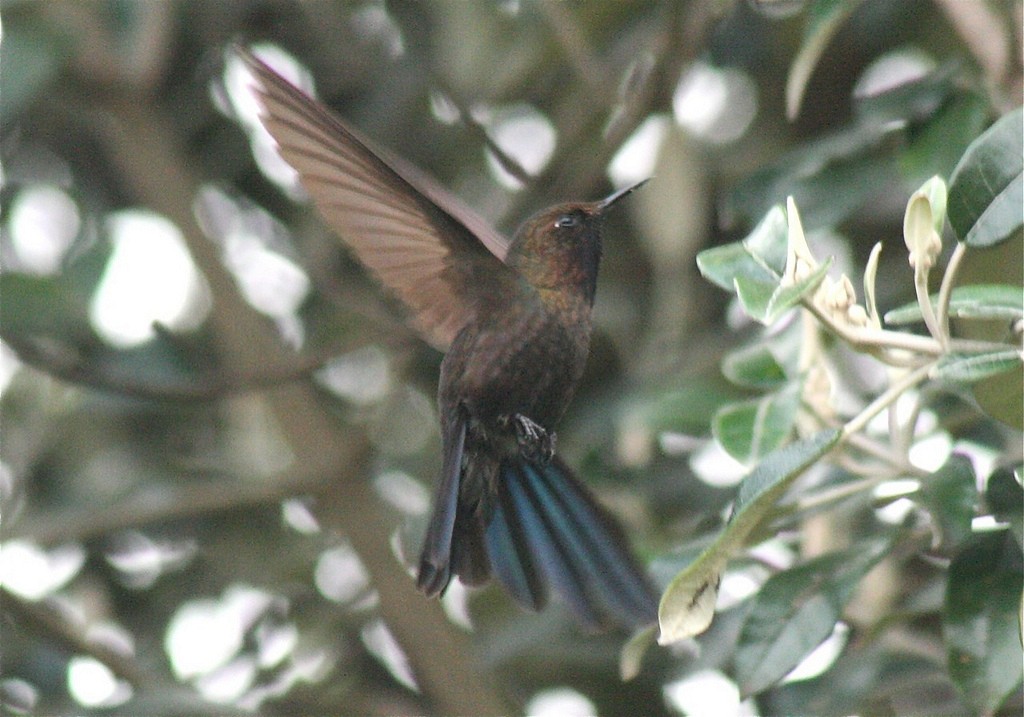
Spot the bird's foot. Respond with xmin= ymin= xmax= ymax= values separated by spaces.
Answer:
xmin=505 ymin=413 xmax=556 ymax=464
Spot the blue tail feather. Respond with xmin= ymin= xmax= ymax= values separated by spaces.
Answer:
xmin=485 ymin=456 xmax=657 ymax=629
xmin=485 ymin=482 xmax=546 ymax=610
xmin=499 ymin=462 xmax=605 ymax=628
xmin=519 ymin=460 xmax=658 ymax=625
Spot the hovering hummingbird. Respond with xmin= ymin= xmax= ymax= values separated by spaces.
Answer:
xmin=240 ymin=47 xmax=657 ymax=630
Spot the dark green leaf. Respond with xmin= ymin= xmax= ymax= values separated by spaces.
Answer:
xmin=659 ymin=430 xmax=841 ymax=643
xmin=733 ymin=429 xmax=840 ymax=515
xmin=0 ymin=273 xmax=93 ymax=337
xmin=932 ymin=350 xmax=1022 ymax=383
xmin=723 ymin=128 xmax=898 ymax=231
xmin=947 ymin=108 xmax=1024 ymax=248
xmin=734 ymin=537 xmax=892 ymax=696
xmin=972 ymin=358 xmax=1024 ymax=430
xmin=900 ymin=92 xmax=991 ymax=187
xmin=944 ymin=530 xmax=1024 ymax=715
xmin=884 ymin=284 xmax=1024 ymax=325
xmin=722 ymin=343 xmax=789 ymax=389
xmin=985 ymin=465 xmax=1024 ymax=548
xmin=786 ymin=0 xmax=865 ymax=120
xmin=639 ymin=379 xmax=747 ymax=435
xmin=918 ymin=454 xmax=977 ymax=550
xmin=853 ymin=55 xmax=957 ymax=128
xmin=0 ymin=24 xmax=63 ymax=125
xmin=713 ymin=383 xmax=801 ymax=464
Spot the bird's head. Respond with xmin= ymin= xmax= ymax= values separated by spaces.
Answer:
xmin=507 ymin=180 xmax=647 ymax=306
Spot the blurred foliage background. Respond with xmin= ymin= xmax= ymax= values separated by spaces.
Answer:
xmin=1 ymin=1 xmax=1021 ymax=715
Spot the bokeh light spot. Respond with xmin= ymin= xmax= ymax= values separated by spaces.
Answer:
xmin=526 ymin=687 xmax=596 ymax=717
xmin=90 ymin=210 xmax=209 ymax=347
xmin=8 ymin=184 xmax=80 ymax=274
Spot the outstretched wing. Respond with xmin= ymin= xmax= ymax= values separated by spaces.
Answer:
xmin=239 ymin=47 xmax=511 ymax=350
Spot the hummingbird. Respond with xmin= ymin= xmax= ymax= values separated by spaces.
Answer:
xmin=239 ymin=48 xmax=657 ymax=630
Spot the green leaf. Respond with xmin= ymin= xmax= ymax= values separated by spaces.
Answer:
xmin=699 ymin=203 xmax=830 ymax=325
xmin=944 ymin=530 xmax=1024 ymax=716
xmin=918 ymin=454 xmax=977 ymax=551
xmin=932 ymin=350 xmax=1022 ymax=383
xmin=697 ymin=205 xmax=787 ymax=291
xmin=972 ymin=357 xmax=1024 ymax=430
xmin=744 ymin=204 xmax=790 ymax=277
xmin=735 ymin=258 xmax=832 ymax=325
xmin=985 ymin=465 xmax=1024 ymax=548
xmin=697 ymin=242 xmax=777 ymax=292
xmin=853 ymin=53 xmax=956 ymax=129
xmin=900 ymin=92 xmax=991 ymax=187
xmin=884 ymin=284 xmax=1024 ymax=325
xmin=639 ymin=379 xmax=746 ymax=435
xmin=734 ymin=537 xmax=892 ymax=696
xmin=658 ymin=429 xmax=841 ymax=643
xmin=947 ymin=108 xmax=1024 ymax=248
xmin=733 ymin=274 xmax=779 ymax=319
xmin=733 ymin=429 xmax=839 ymax=515
xmin=619 ymin=624 xmax=658 ymax=681
xmin=713 ymin=383 xmax=801 ymax=464
xmin=722 ymin=343 xmax=789 ymax=389
xmin=0 ymin=23 xmax=64 ymax=125
xmin=786 ymin=0 xmax=865 ymax=120
xmin=723 ymin=127 xmax=897 ymax=231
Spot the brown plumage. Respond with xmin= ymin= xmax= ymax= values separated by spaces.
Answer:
xmin=240 ymin=47 xmax=656 ymax=630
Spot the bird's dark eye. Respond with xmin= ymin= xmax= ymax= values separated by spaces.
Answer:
xmin=555 ymin=213 xmax=580 ymax=228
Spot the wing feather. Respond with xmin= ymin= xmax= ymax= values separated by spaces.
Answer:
xmin=239 ymin=48 xmax=512 ymax=349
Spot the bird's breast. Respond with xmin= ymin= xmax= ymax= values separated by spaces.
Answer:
xmin=440 ymin=292 xmax=592 ymax=436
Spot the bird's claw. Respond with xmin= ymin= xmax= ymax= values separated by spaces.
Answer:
xmin=506 ymin=413 xmax=556 ymax=464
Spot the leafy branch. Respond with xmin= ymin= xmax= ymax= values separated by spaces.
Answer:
xmin=646 ymin=108 xmax=1023 ymax=708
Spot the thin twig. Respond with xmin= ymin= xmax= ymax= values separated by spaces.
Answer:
xmin=6 ymin=467 xmax=329 ymax=546
xmin=0 ymin=331 xmax=337 ymax=402
xmin=2 ymin=586 xmax=149 ymax=687
xmin=432 ymin=80 xmax=534 ymax=186
xmin=793 ymin=473 xmax=894 ymax=513
xmin=842 ymin=362 xmax=936 ymax=438
xmin=803 ymin=297 xmax=1008 ymax=358
xmin=936 ymin=242 xmax=967 ymax=344
xmin=914 ymin=263 xmax=946 ymax=349
xmin=536 ymin=1 xmax=608 ymax=98
xmin=843 ymin=429 xmax=926 ymax=477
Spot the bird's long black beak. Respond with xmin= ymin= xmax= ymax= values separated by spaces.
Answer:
xmin=598 ymin=178 xmax=650 ymax=212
